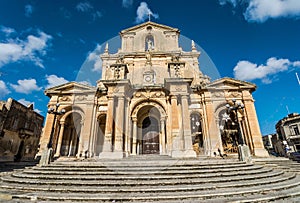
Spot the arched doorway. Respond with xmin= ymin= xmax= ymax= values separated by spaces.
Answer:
xmin=219 ymin=109 xmax=239 ymax=154
xmin=95 ymin=114 xmax=106 ymax=155
xmin=142 ymin=116 xmax=159 ymax=154
xmin=131 ymin=102 xmax=166 ymax=155
xmin=60 ymin=112 xmax=82 ymax=157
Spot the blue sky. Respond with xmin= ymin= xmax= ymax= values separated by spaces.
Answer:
xmin=0 ymin=0 xmax=300 ymax=135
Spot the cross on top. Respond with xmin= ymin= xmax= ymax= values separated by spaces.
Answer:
xmin=148 ymin=10 xmax=151 ymax=21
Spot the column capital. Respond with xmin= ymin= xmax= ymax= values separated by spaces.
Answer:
xmin=132 ymin=117 xmax=138 ymax=122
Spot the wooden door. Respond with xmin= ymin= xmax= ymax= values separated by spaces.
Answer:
xmin=143 ymin=131 xmax=159 ymax=154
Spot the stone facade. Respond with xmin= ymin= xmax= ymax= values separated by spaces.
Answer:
xmin=0 ymin=98 xmax=44 ymax=161
xmin=38 ymin=21 xmax=268 ymax=159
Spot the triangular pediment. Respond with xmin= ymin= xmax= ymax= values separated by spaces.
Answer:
xmin=45 ymin=82 xmax=96 ymax=96
xmin=207 ymin=77 xmax=256 ymax=90
xmin=120 ymin=21 xmax=179 ymax=34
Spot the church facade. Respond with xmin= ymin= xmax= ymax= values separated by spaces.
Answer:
xmin=38 ymin=22 xmax=268 ymax=159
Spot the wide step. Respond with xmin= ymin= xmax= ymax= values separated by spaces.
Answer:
xmin=0 ymin=156 xmax=299 ymax=202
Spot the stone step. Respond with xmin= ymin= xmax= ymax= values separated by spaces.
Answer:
xmin=1 ymin=170 xmax=285 ymax=186
xmin=11 ymin=167 xmax=272 ymax=180
xmin=36 ymin=162 xmax=252 ymax=171
xmin=5 ymin=176 xmax=300 ymax=202
xmin=0 ymin=172 xmax=294 ymax=194
xmin=23 ymin=165 xmax=262 ymax=175
xmin=1 ymin=158 xmax=299 ymax=202
xmin=52 ymin=159 xmax=246 ymax=166
xmin=207 ymin=184 xmax=300 ymax=203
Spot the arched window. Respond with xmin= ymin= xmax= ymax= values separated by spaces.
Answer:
xmin=145 ymin=35 xmax=154 ymax=51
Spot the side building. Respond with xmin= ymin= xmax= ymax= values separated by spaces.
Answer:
xmin=0 ymin=98 xmax=44 ymax=162
xmin=275 ymin=113 xmax=300 ymax=155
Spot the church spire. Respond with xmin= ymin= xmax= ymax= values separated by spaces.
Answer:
xmin=191 ymin=40 xmax=197 ymax=52
xmin=104 ymin=42 xmax=109 ymax=54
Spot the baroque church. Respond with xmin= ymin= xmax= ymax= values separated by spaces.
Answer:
xmin=38 ymin=21 xmax=268 ymax=159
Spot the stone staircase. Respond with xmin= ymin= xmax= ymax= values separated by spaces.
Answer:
xmin=0 ymin=155 xmax=300 ymax=202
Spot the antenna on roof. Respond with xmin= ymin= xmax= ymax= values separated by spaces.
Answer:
xmin=296 ymin=72 xmax=300 ymax=85
xmin=286 ymin=105 xmax=290 ymax=114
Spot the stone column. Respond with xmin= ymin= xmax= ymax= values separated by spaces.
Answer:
xmin=160 ymin=118 xmax=166 ymax=155
xmin=54 ymin=121 xmax=65 ymax=158
xmin=132 ymin=117 xmax=137 ymax=155
xmin=203 ymin=92 xmax=220 ymax=156
xmin=181 ymin=95 xmax=196 ymax=157
xmin=114 ymin=97 xmax=124 ymax=155
xmin=99 ymin=96 xmax=114 ymax=158
xmin=201 ymin=100 xmax=211 ymax=156
xmin=170 ymin=95 xmax=182 ymax=157
xmin=76 ymin=121 xmax=84 ymax=158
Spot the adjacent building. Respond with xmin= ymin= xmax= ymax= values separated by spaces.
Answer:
xmin=38 ymin=21 xmax=268 ymax=159
xmin=275 ymin=113 xmax=300 ymax=155
xmin=0 ymin=98 xmax=44 ymax=161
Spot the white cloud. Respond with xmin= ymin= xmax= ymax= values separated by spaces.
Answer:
xmin=86 ymin=44 xmax=102 ymax=72
xmin=10 ymin=79 xmax=41 ymax=94
xmin=245 ymin=0 xmax=300 ymax=22
xmin=76 ymin=2 xmax=93 ymax=12
xmin=45 ymin=75 xmax=69 ymax=89
xmin=0 ymin=26 xmax=16 ymax=37
xmin=18 ymin=98 xmax=42 ymax=114
xmin=122 ymin=0 xmax=133 ymax=8
xmin=18 ymin=98 xmax=33 ymax=107
xmin=25 ymin=4 xmax=33 ymax=17
xmin=76 ymin=2 xmax=102 ymax=21
xmin=219 ymin=0 xmax=300 ymax=22
xmin=60 ymin=7 xmax=72 ymax=19
xmin=0 ymin=30 xmax=52 ymax=68
xmin=0 ymin=80 xmax=10 ymax=97
xmin=219 ymin=0 xmax=238 ymax=7
xmin=92 ymin=11 xmax=102 ymax=20
xmin=135 ymin=2 xmax=159 ymax=23
xmin=233 ymin=57 xmax=300 ymax=83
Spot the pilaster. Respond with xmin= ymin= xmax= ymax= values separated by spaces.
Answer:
xmin=243 ymin=92 xmax=269 ymax=157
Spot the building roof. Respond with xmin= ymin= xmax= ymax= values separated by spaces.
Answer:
xmin=120 ymin=21 xmax=180 ymax=35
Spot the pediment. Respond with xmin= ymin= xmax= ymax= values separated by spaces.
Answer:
xmin=45 ymin=82 xmax=97 ymax=96
xmin=120 ymin=21 xmax=179 ymax=35
xmin=207 ymin=77 xmax=256 ymax=90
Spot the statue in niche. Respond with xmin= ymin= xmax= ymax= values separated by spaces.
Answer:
xmin=145 ymin=35 xmax=154 ymax=51
xmin=147 ymin=39 xmax=153 ymax=50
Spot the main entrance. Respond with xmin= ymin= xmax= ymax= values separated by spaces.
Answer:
xmin=142 ymin=116 xmax=159 ymax=154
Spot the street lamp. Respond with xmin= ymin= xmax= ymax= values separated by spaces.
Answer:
xmin=226 ymin=99 xmax=251 ymax=162
xmin=47 ymin=103 xmax=65 ymax=149
xmin=39 ymin=102 xmax=65 ymax=166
